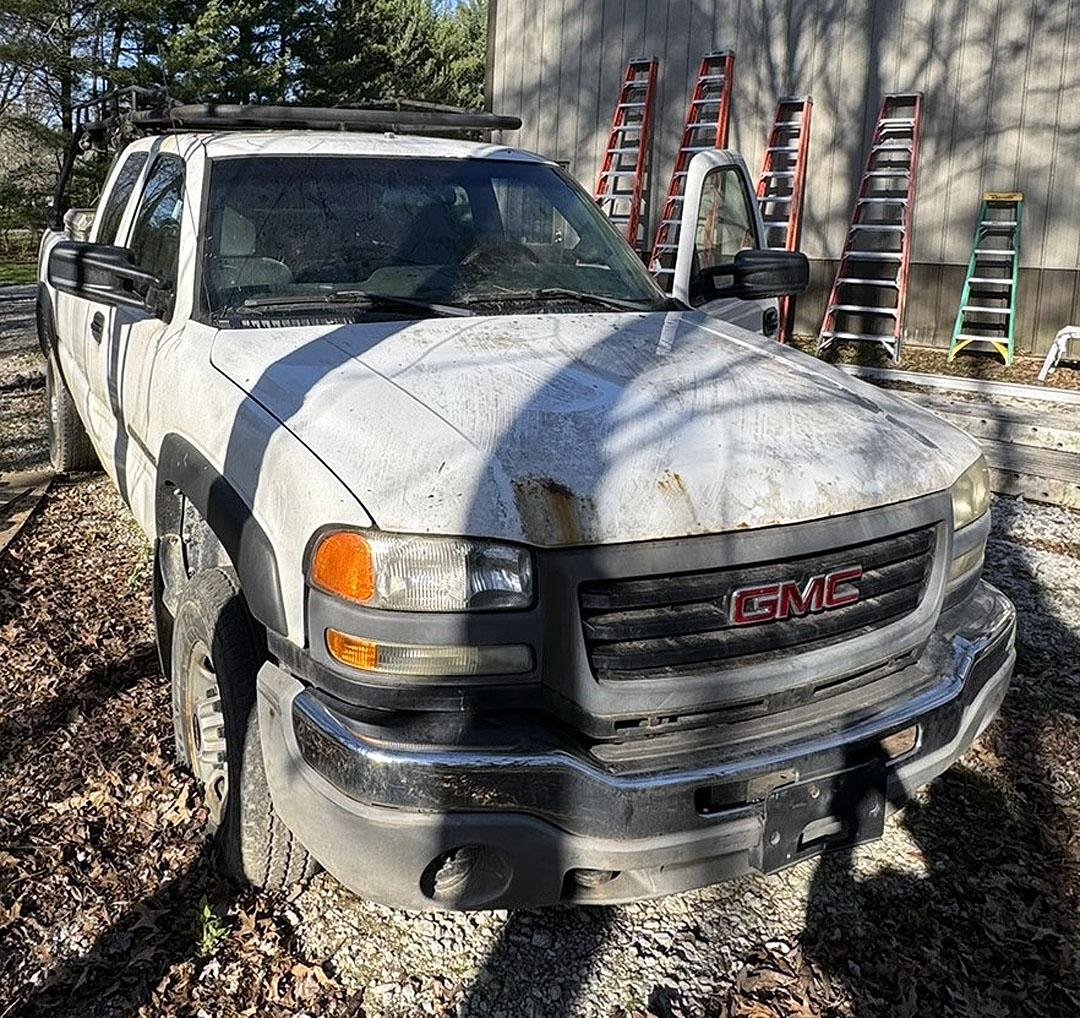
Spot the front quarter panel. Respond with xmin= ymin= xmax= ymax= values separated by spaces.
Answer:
xmin=146 ymin=319 xmax=373 ymax=643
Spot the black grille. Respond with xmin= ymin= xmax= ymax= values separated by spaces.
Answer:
xmin=579 ymin=526 xmax=936 ymax=680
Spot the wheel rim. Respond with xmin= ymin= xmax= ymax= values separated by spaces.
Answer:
xmin=182 ymin=639 xmax=229 ymax=825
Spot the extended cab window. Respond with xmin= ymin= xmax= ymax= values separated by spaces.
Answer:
xmin=202 ymin=155 xmax=666 ymax=320
xmin=128 ymin=155 xmax=185 ymax=292
xmin=95 ymin=152 xmax=148 ymax=245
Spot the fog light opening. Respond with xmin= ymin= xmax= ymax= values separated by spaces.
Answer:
xmin=420 ymin=845 xmax=513 ymax=908
xmin=570 ymin=867 xmax=619 ymax=889
xmin=881 ymin=724 xmax=919 ymax=760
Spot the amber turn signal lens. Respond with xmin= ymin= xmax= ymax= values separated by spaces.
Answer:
xmin=326 ymin=629 xmax=379 ymax=670
xmin=310 ymin=532 xmax=375 ymax=604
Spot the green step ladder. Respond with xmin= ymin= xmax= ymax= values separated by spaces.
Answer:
xmin=949 ymin=191 xmax=1022 ymax=365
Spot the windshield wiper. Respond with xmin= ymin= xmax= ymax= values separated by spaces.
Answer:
xmin=461 ymin=288 xmax=664 ymax=312
xmin=220 ymin=290 xmax=474 ymax=319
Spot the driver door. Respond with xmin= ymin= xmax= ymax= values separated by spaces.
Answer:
xmin=91 ymin=153 xmax=186 ymax=505
xmin=671 ymin=151 xmax=779 ymax=336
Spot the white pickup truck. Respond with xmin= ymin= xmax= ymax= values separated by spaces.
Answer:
xmin=38 ymin=101 xmax=1014 ymax=910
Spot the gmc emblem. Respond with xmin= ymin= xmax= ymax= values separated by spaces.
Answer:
xmin=730 ymin=566 xmax=863 ymax=625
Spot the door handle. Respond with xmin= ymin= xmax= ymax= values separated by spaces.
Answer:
xmin=90 ymin=312 xmax=104 ymax=343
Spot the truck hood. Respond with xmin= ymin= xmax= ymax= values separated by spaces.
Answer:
xmin=210 ymin=311 xmax=980 ymax=546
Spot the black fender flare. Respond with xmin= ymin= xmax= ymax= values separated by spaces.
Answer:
xmin=36 ymin=283 xmax=58 ymax=360
xmin=155 ymin=433 xmax=288 ymax=636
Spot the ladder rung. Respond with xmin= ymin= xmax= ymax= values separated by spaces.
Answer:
xmin=820 ymin=331 xmax=898 ymax=342
xmin=865 ymin=170 xmax=911 ymax=177
xmin=858 ymin=197 xmax=908 ymax=204
xmin=766 ymin=146 xmax=798 ymax=153
xmin=979 ymin=221 xmax=1017 ymax=229
xmin=974 ymin=249 xmax=1016 ymax=258
xmin=955 ymin=334 xmax=1009 ymax=344
xmin=653 ymin=268 xmax=675 ymax=275
xmin=763 ymin=171 xmax=795 ymax=178
xmin=659 ymin=218 xmax=681 ymax=226
xmin=618 ymin=101 xmax=648 ymax=108
xmin=759 ymin=195 xmax=793 ymax=203
xmin=961 ymin=305 xmax=1011 ymax=315
xmin=607 ymin=147 xmax=640 ymax=155
xmin=851 ymin=224 xmax=905 ymax=231
xmin=682 ymin=145 xmax=717 ymax=152
xmin=653 ymin=243 xmax=679 ymax=250
xmin=872 ymin=143 xmax=912 ymax=151
xmin=837 ymin=277 xmax=899 ymax=287
xmin=698 ymin=74 xmax=729 ymax=82
xmin=762 ymin=219 xmax=790 ymax=226
xmin=968 ymin=277 xmax=1012 ymax=285
xmin=691 ymin=98 xmax=722 ymax=106
xmin=880 ymin=117 xmax=916 ymax=125
xmin=830 ymin=304 xmax=899 ymax=316
xmin=843 ymin=251 xmax=903 ymax=261
xmin=687 ymin=121 xmax=720 ymax=130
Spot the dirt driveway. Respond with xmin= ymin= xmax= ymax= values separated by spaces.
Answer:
xmin=2 ymin=289 xmax=1078 ymax=1017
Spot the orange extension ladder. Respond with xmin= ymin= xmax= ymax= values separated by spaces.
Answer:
xmin=594 ymin=57 xmax=658 ymax=255
xmin=648 ymin=50 xmax=735 ymax=291
xmin=817 ymin=92 xmax=923 ymax=361
xmin=756 ymin=96 xmax=813 ymax=343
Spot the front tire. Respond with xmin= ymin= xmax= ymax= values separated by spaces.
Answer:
xmin=44 ymin=353 xmax=98 ymax=474
xmin=171 ymin=567 xmax=316 ymax=889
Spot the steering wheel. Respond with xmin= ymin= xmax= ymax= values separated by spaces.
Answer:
xmin=462 ymin=239 xmax=540 ymax=267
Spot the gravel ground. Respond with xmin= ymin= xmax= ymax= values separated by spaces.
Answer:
xmin=1 ymin=289 xmax=1078 ymax=1016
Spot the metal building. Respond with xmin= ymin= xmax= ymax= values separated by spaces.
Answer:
xmin=486 ymin=0 xmax=1080 ymax=355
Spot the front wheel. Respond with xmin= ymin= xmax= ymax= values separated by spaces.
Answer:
xmin=44 ymin=353 xmax=98 ymax=474
xmin=171 ymin=567 xmax=316 ymax=889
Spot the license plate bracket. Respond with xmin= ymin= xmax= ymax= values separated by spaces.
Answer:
xmin=762 ymin=762 xmax=886 ymax=873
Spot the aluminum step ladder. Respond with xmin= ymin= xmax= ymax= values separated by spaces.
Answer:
xmin=948 ymin=192 xmax=1023 ymax=366
xmin=756 ymin=95 xmax=813 ymax=343
xmin=594 ymin=57 xmax=658 ymax=255
xmin=818 ymin=92 xmax=923 ymax=361
xmin=648 ymin=50 xmax=735 ymax=291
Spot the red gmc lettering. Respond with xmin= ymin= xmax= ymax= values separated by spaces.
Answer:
xmin=730 ymin=566 xmax=863 ymax=625
xmin=824 ymin=566 xmax=863 ymax=608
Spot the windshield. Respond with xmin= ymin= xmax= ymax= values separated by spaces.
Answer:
xmin=201 ymin=155 xmax=668 ymax=318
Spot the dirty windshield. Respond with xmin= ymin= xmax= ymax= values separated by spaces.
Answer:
xmin=202 ymin=155 xmax=668 ymax=319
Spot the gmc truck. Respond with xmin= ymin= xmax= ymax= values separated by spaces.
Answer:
xmin=38 ymin=99 xmax=1015 ymax=910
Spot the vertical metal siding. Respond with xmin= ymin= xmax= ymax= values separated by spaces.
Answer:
xmin=490 ymin=0 xmax=1080 ymax=353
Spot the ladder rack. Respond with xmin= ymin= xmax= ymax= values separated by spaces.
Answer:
xmin=648 ymin=51 xmax=736 ymax=290
xmin=594 ymin=58 xmax=658 ymax=255
xmin=949 ymin=192 xmax=1023 ymax=366
xmin=818 ymin=92 xmax=923 ymax=361
xmin=756 ymin=96 xmax=813 ymax=343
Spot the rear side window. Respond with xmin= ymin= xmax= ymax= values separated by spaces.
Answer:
xmin=95 ymin=152 xmax=148 ymax=245
xmin=128 ymin=155 xmax=186 ymax=291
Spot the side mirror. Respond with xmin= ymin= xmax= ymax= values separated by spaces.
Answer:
xmin=690 ymin=249 xmax=809 ymax=304
xmin=47 ymin=241 xmax=170 ymax=318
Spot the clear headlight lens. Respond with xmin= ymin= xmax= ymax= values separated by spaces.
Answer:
xmin=950 ymin=455 xmax=991 ymax=530
xmin=310 ymin=530 xmax=534 ymax=611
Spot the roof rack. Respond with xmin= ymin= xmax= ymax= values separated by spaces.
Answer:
xmin=50 ymin=88 xmax=522 ymax=228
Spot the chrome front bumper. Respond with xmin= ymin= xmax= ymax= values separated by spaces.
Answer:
xmin=257 ymin=581 xmax=1015 ymax=910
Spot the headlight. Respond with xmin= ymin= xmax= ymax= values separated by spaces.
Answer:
xmin=310 ymin=530 xmax=534 ymax=611
xmin=950 ymin=455 xmax=991 ymax=529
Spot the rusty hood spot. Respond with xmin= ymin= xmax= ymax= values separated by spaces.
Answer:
xmin=512 ymin=477 xmax=598 ymax=546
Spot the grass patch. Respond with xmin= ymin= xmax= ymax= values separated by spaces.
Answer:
xmin=0 ymin=260 xmax=35 ymax=284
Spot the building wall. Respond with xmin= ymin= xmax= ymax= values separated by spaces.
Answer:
xmin=488 ymin=0 xmax=1080 ymax=354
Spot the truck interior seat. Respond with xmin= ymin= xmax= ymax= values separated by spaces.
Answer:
xmin=211 ymin=207 xmax=294 ymax=292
